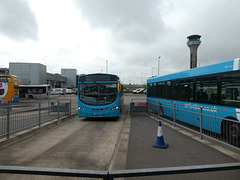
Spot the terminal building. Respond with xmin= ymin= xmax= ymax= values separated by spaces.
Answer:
xmin=61 ymin=69 xmax=77 ymax=89
xmin=9 ymin=63 xmax=47 ymax=85
xmin=7 ymin=62 xmax=77 ymax=89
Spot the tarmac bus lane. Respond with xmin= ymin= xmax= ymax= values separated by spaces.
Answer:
xmin=125 ymin=113 xmax=240 ymax=180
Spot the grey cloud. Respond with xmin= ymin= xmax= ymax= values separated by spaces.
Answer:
xmin=73 ymin=0 xmax=169 ymax=82
xmin=74 ymin=0 xmax=165 ymax=44
xmin=73 ymin=0 xmax=240 ymax=84
xmin=182 ymin=1 xmax=240 ymax=66
xmin=0 ymin=0 xmax=38 ymax=41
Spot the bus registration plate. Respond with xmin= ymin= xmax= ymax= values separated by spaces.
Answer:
xmin=94 ymin=115 xmax=103 ymax=118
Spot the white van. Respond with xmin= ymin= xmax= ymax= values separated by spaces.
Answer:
xmin=50 ymin=88 xmax=64 ymax=95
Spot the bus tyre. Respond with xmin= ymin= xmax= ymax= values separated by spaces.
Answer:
xmin=222 ymin=119 xmax=240 ymax=146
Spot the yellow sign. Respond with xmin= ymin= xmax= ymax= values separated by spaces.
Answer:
xmin=118 ymin=83 xmax=121 ymax=91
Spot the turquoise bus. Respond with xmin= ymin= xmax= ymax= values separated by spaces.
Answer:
xmin=78 ymin=73 xmax=124 ymax=118
xmin=147 ymin=58 xmax=240 ymax=144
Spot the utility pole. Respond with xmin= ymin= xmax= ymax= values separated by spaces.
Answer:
xmin=152 ymin=67 xmax=154 ymax=77
xmin=106 ymin=60 xmax=108 ymax=73
xmin=158 ymin=56 xmax=161 ymax=76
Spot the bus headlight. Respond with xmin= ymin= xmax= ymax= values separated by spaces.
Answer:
xmin=78 ymin=107 xmax=85 ymax=111
xmin=111 ymin=106 xmax=119 ymax=111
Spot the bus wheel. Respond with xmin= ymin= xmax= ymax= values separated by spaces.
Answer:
xmin=222 ymin=119 xmax=240 ymax=145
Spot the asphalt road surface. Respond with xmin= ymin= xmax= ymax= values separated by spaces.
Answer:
xmin=126 ymin=113 xmax=240 ymax=180
xmin=0 ymin=95 xmax=135 ymax=179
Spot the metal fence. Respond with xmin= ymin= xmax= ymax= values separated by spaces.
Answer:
xmin=148 ymin=100 xmax=240 ymax=149
xmin=0 ymin=162 xmax=240 ymax=179
xmin=0 ymin=99 xmax=71 ymax=139
xmin=1 ymin=99 xmax=240 ymax=178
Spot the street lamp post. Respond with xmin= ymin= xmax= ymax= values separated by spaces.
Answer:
xmin=158 ymin=56 xmax=161 ymax=76
xmin=106 ymin=60 xmax=108 ymax=73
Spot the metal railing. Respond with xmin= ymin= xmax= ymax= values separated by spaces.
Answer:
xmin=148 ymin=100 xmax=240 ymax=149
xmin=1 ymin=99 xmax=240 ymax=179
xmin=0 ymin=99 xmax=71 ymax=139
xmin=0 ymin=162 xmax=240 ymax=179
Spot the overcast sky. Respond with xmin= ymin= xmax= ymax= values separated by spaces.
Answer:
xmin=0 ymin=0 xmax=239 ymax=84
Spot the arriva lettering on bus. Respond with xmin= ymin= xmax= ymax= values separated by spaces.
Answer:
xmin=184 ymin=103 xmax=217 ymax=113
xmin=202 ymin=106 xmax=217 ymax=113
xmin=225 ymin=65 xmax=232 ymax=69
xmin=184 ymin=103 xmax=200 ymax=110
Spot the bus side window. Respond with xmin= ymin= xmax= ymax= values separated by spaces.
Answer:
xmin=171 ymin=80 xmax=178 ymax=100
xmin=209 ymin=92 xmax=216 ymax=103
xmin=179 ymin=84 xmax=193 ymax=101
xmin=196 ymin=84 xmax=209 ymax=103
xmin=196 ymin=82 xmax=217 ymax=104
xmin=201 ymin=91 xmax=209 ymax=103
xmin=225 ymin=88 xmax=239 ymax=100
xmin=221 ymin=82 xmax=240 ymax=106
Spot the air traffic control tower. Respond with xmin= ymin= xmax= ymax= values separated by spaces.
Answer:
xmin=187 ymin=34 xmax=201 ymax=69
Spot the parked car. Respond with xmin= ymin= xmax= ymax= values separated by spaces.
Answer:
xmin=66 ymin=89 xmax=72 ymax=94
xmin=74 ymin=90 xmax=78 ymax=95
xmin=50 ymin=88 xmax=64 ymax=95
xmin=124 ymin=87 xmax=130 ymax=92
xmin=133 ymin=88 xmax=145 ymax=94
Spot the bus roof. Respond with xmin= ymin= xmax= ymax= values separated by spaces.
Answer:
xmin=79 ymin=73 xmax=118 ymax=77
xmin=79 ymin=73 xmax=119 ymax=82
xmin=147 ymin=58 xmax=240 ymax=83
xmin=0 ymin=74 xmax=18 ymax=78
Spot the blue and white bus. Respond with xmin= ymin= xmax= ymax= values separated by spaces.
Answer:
xmin=147 ymin=58 xmax=240 ymax=143
xmin=78 ymin=73 xmax=124 ymax=118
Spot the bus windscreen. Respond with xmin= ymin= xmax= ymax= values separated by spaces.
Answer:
xmin=79 ymin=83 xmax=117 ymax=105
